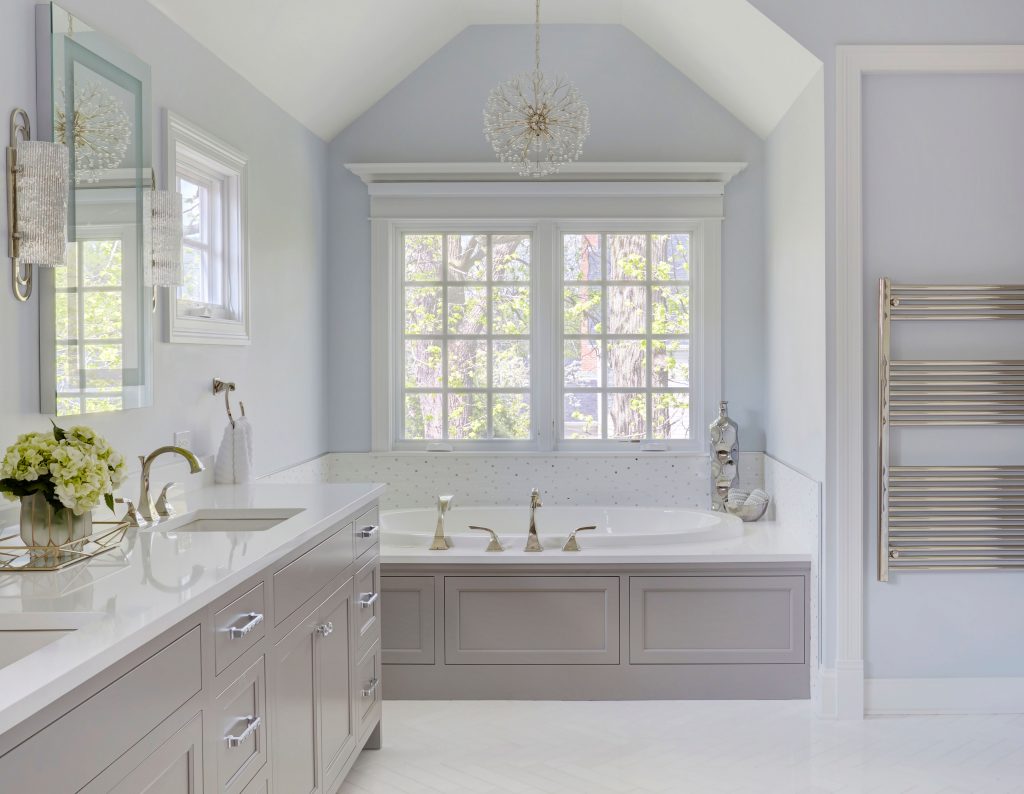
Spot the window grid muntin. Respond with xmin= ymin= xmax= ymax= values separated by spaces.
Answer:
xmin=55 ymin=238 xmax=126 ymax=415
xmin=401 ymin=232 xmax=531 ymax=442
xmin=561 ymin=231 xmax=691 ymax=442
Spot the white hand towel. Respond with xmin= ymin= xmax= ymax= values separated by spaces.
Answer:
xmin=214 ymin=417 xmax=254 ymax=484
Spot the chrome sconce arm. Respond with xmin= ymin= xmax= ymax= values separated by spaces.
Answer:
xmin=6 ymin=108 xmax=69 ymax=302
xmin=7 ymin=109 xmax=32 ymax=302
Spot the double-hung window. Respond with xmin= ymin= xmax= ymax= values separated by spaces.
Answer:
xmin=363 ymin=164 xmax=731 ymax=453
xmin=165 ymin=112 xmax=250 ymax=344
xmin=401 ymin=232 xmax=533 ymax=443
xmin=561 ymin=232 xmax=692 ymax=442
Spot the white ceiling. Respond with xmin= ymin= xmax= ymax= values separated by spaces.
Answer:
xmin=147 ymin=0 xmax=820 ymax=141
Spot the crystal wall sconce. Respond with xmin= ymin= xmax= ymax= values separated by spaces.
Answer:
xmin=148 ymin=189 xmax=183 ymax=286
xmin=6 ymin=108 xmax=69 ymax=302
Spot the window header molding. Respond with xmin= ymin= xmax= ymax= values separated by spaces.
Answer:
xmin=346 ymin=161 xmax=747 ymax=187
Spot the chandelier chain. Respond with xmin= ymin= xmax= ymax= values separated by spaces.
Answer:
xmin=535 ymin=0 xmax=541 ymax=74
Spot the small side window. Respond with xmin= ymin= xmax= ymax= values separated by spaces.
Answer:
xmin=165 ymin=112 xmax=249 ymax=344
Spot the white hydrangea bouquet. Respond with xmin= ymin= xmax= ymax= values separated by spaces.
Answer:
xmin=1 ymin=422 xmax=126 ymax=554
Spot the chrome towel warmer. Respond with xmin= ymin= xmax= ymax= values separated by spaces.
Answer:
xmin=878 ymin=279 xmax=1024 ymax=580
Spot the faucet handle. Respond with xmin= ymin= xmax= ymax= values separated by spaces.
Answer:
xmin=562 ymin=525 xmax=597 ymax=552
xmin=530 ymin=488 xmax=542 ymax=508
xmin=438 ymin=494 xmax=454 ymax=513
xmin=155 ymin=483 xmax=178 ymax=518
xmin=469 ymin=525 xmax=505 ymax=552
xmin=114 ymin=497 xmax=143 ymax=528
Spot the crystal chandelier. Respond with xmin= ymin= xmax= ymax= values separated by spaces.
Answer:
xmin=483 ymin=0 xmax=590 ymax=178
xmin=54 ymin=79 xmax=132 ymax=184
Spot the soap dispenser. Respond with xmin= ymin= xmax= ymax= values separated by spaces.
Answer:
xmin=709 ymin=401 xmax=739 ymax=512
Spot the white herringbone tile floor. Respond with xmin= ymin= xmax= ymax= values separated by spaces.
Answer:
xmin=339 ymin=700 xmax=1024 ymax=794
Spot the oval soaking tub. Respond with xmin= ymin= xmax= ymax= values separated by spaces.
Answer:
xmin=380 ymin=505 xmax=744 ymax=551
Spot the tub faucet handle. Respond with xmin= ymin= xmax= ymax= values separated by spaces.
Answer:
xmin=562 ymin=525 xmax=597 ymax=552
xmin=469 ymin=525 xmax=505 ymax=552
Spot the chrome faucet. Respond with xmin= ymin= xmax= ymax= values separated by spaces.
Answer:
xmin=430 ymin=494 xmax=455 ymax=550
xmin=525 ymin=488 xmax=543 ymax=552
xmin=138 ymin=446 xmax=204 ymax=523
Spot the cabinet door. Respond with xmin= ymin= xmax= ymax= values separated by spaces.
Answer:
xmin=317 ymin=579 xmax=357 ymax=793
xmin=272 ymin=606 xmax=319 ymax=794
xmin=108 ymin=713 xmax=203 ymax=794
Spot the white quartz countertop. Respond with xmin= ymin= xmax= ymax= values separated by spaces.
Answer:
xmin=380 ymin=518 xmax=814 ymax=565
xmin=0 ymin=482 xmax=385 ymax=739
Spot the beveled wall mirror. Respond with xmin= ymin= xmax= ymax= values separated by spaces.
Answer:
xmin=36 ymin=3 xmax=153 ymax=416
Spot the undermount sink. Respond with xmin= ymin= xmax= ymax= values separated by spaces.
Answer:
xmin=140 ymin=508 xmax=304 ymax=533
xmin=0 ymin=612 xmax=106 ymax=670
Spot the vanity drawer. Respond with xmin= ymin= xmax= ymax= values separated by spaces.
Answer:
xmin=215 ymin=582 xmax=266 ymax=675
xmin=354 ymin=505 xmax=380 ymax=559
xmin=0 ymin=626 xmax=201 ymax=792
xmin=274 ymin=521 xmax=354 ymax=625
xmin=355 ymin=555 xmax=381 ymax=657
xmin=216 ymin=656 xmax=268 ymax=794
xmin=355 ymin=640 xmax=382 ymax=740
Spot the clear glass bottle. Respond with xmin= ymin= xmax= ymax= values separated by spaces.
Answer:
xmin=709 ymin=401 xmax=739 ymax=511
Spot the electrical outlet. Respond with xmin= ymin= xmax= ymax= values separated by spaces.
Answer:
xmin=173 ymin=431 xmax=192 ymax=451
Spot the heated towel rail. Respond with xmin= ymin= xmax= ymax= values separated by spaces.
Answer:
xmin=878 ymin=280 xmax=1024 ymax=580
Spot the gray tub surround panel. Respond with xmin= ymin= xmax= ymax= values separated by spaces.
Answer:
xmin=445 ymin=576 xmax=620 ymax=665
xmin=0 ymin=482 xmax=384 ymax=793
xmin=629 ymin=575 xmax=805 ymax=664
xmin=381 ymin=563 xmax=810 ymax=700
xmin=382 ymin=576 xmax=436 ymax=665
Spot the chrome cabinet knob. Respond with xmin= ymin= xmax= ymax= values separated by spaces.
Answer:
xmin=316 ymin=622 xmax=334 ymax=637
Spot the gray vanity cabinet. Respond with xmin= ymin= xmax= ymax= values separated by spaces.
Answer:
xmin=0 ymin=500 xmax=383 ymax=794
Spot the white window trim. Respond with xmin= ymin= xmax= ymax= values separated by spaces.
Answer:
xmin=165 ymin=111 xmax=250 ymax=345
xmin=359 ymin=163 xmax=741 ymax=454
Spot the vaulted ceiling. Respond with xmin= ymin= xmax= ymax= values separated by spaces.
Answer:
xmin=146 ymin=0 xmax=820 ymax=141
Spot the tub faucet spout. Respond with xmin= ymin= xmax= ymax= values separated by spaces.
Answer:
xmin=430 ymin=494 xmax=455 ymax=550
xmin=525 ymin=488 xmax=543 ymax=552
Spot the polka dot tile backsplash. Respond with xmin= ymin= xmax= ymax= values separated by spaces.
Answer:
xmin=266 ymin=452 xmax=766 ymax=510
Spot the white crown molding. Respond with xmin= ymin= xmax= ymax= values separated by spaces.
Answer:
xmin=834 ymin=44 xmax=1024 ymax=720
xmin=345 ymin=161 xmax=748 ymax=186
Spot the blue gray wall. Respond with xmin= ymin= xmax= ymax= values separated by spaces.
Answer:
xmin=0 ymin=0 xmax=330 ymax=475
xmin=326 ymin=25 xmax=767 ymax=452
xmin=750 ymin=0 xmax=1024 ymax=677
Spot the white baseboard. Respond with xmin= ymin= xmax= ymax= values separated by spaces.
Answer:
xmin=815 ymin=667 xmax=837 ymax=718
xmin=866 ymin=677 xmax=1024 ymax=715
xmin=816 ymin=662 xmax=865 ymax=719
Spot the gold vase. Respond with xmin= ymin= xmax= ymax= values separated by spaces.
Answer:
xmin=19 ymin=492 xmax=92 ymax=562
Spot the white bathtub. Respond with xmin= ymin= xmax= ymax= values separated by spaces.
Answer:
xmin=380 ymin=505 xmax=744 ymax=551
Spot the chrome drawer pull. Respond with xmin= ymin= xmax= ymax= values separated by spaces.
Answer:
xmin=226 ymin=715 xmax=261 ymax=748
xmin=316 ymin=621 xmax=334 ymax=637
xmin=358 ymin=592 xmax=380 ymax=609
xmin=228 ymin=612 xmax=264 ymax=639
xmin=356 ymin=524 xmax=379 ymax=539
xmin=361 ymin=677 xmax=379 ymax=698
